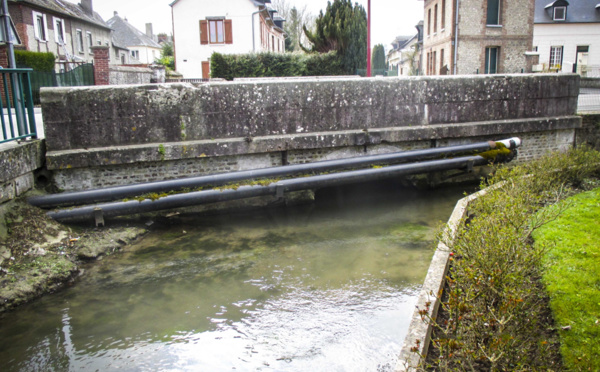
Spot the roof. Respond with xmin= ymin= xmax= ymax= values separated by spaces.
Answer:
xmin=10 ymin=0 xmax=110 ymax=29
xmin=389 ymin=35 xmax=414 ymax=51
xmin=535 ymin=0 xmax=600 ymax=23
xmin=106 ymin=13 xmax=161 ymax=49
xmin=170 ymin=0 xmax=271 ymax=7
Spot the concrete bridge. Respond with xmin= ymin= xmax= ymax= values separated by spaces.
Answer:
xmin=39 ymin=74 xmax=581 ymax=193
xmin=0 ymin=73 xmax=589 ymax=207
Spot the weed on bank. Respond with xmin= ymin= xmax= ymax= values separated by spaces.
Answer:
xmin=415 ymin=147 xmax=600 ymax=371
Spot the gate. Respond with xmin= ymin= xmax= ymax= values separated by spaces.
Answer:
xmin=27 ymin=63 xmax=95 ymax=104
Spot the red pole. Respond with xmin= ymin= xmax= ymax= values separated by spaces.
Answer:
xmin=367 ymin=0 xmax=371 ymax=77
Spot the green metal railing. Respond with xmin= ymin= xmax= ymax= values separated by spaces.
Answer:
xmin=27 ymin=63 xmax=94 ymax=104
xmin=0 ymin=68 xmax=37 ymax=144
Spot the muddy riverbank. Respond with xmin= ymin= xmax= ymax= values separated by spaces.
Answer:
xmin=0 ymin=199 xmax=147 ymax=313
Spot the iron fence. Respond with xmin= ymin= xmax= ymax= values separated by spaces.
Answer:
xmin=27 ymin=63 xmax=94 ymax=104
xmin=0 ymin=68 xmax=37 ymax=144
xmin=578 ymin=87 xmax=600 ymax=113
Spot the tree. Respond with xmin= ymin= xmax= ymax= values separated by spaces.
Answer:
xmin=155 ymin=41 xmax=174 ymax=71
xmin=371 ymin=44 xmax=386 ymax=72
xmin=271 ymin=0 xmax=315 ymax=52
xmin=302 ymin=0 xmax=367 ymax=75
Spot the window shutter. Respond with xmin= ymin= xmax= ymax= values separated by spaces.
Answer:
xmin=200 ymin=20 xmax=208 ymax=45
xmin=225 ymin=19 xmax=233 ymax=44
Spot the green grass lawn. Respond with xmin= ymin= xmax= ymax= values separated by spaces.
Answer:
xmin=533 ymin=188 xmax=600 ymax=371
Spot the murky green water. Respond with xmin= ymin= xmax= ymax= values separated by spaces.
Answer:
xmin=0 ymin=182 xmax=469 ymax=372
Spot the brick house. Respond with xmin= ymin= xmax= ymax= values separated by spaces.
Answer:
xmin=533 ymin=0 xmax=600 ymax=75
xmin=7 ymin=0 xmax=112 ymax=69
xmin=423 ymin=0 xmax=536 ymax=75
xmin=170 ymin=0 xmax=286 ymax=79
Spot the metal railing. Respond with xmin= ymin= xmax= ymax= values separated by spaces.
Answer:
xmin=0 ymin=68 xmax=37 ymax=144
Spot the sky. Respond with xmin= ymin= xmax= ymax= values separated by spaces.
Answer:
xmin=63 ymin=0 xmax=424 ymax=50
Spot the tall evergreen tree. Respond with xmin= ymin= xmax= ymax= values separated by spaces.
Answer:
xmin=371 ymin=44 xmax=386 ymax=71
xmin=302 ymin=0 xmax=367 ymax=74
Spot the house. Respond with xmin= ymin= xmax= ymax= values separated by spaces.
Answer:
xmin=106 ymin=12 xmax=162 ymax=65
xmin=8 ymin=0 xmax=112 ymax=69
xmin=423 ymin=0 xmax=536 ymax=75
xmin=170 ymin=0 xmax=286 ymax=79
xmin=387 ymin=22 xmax=424 ymax=76
xmin=533 ymin=0 xmax=600 ymax=75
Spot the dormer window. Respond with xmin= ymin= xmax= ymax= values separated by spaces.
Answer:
xmin=553 ymin=6 xmax=566 ymax=20
xmin=545 ymin=0 xmax=569 ymax=22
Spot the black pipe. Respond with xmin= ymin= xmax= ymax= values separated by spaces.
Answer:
xmin=48 ymin=154 xmax=494 ymax=223
xmin=30 ymin=138 xmax=521 ymax=209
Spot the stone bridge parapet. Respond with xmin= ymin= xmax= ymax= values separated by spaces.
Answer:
xmin=40 ymin=74 xmax=581 ymax=191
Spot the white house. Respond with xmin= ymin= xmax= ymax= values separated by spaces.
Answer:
xmin=107 ymin=12 xmax=162 ymax=65
xmin=533 ymin=0 xmax=600 ymax=76
xmin=170 ymin=0 xmax=285 ymax=79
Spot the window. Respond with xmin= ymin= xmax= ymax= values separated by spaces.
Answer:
xmin=209 ymin=20 xmax=224 ymax=43
xmin=87 ymin=32 xmax=93 ymax=48
xmin=553 ymin=6 xmax=566 ymax=20
xmin=550 ymin=46 xmax=563 ymax=69
xmin=76 ymin=29 xmax=84 ymax=52
xmin=33 ymin=11 xmax=48 ymax=41
xmin=434 ymin=4 xmax=438 ymax=33
xmin=440 ymin=48 xmax=444 ymax=71
xmin=53 ymin=17 xmax=65 ymax=44
xmin=486 ymin=0 xmax=501 ymax=25
xmin=441 ymin=0 xmax=446 ymax=30
xmin=485 ymin=47 xmax=499 ymax=74
xmin=427 ymin=9 xmax=431 ymax=36
xmin=131 ymin=50 xmax=139 ymax=59
xmin=200 ymin=19 xmax=233 ymax=45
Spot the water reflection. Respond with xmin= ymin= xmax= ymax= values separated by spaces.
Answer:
xmin=0 ymin=182 xmax=469 ymax=371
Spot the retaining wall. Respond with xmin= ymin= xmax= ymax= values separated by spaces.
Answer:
xmin=40 ymin=74 xmax=582 ymax=191
xmin=0 ymin=141 xmax=45 ymax=204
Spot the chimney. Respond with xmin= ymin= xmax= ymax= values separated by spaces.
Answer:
xmin=114 ymin=11 xmax=118 ymax=16
xmin=146 ymin=23 xmax=153 ymax=39
xmin=81 ymin=0 xmax=93 ymax=15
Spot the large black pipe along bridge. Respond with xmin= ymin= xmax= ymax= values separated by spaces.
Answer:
xmin=29 ymin=138 xmax=521 ymax=225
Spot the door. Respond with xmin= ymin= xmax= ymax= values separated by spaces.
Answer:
xmin=574 ymin=46 xmax=589 ymax=75
xmin=202 ymin=61 xmax=210 ymax=79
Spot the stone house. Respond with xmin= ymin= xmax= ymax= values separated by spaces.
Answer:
xmin=170 ymin=0 xmax=285 ymax=79
xmin=106 ymin=12 xmax=162 ymax=65
xmin=533 ymin=0 xmax=600 ymax=76
xmin=423 ymin=0 xmax=536 ymax=75
xmin=7 ymin=0 xmax=112 ymax=69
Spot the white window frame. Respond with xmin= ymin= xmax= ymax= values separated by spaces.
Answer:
xmin=550 ymin=46 xmax=563 ymax=69
xmin=52 ymin=17 xmax=65 ymax=44
xmin=86 ymin=31 xmax=93 ymax=49
xmin=33 ymin=11 xmax=48 ymax=42
xmin=553 ymin=6 xmax=566 ymax=21
xmin=76 ymin=29 xmax=84 ymax=53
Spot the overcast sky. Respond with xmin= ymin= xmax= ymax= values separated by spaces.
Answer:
xmin=63 ymin=0 xmax=424 ymax=50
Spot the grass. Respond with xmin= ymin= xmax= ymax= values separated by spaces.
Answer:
xmin=533 ymin=188 xmax=600 ymax=371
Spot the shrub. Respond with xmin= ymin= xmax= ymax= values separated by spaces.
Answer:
xmin=416 ymin=147 xmax=600 ymax=371
xmin=14 ymin=50 xmax=55 ymax=72
xmin=210 ymin=51 xmax=344 ymax=80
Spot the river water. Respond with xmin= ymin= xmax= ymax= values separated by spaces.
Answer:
xmin=0 ymin=182 xmax=468 ymax=372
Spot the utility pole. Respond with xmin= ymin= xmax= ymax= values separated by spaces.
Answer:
xmin=1 ymin=0 xmax=26 ymax=136
xmin=366 ymin=0 xmax=371 ymax=77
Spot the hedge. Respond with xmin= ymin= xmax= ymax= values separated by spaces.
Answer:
xmin=14 ymin=50 xmax=55 ymax=72
xmin=210 ymin=51 xmax=345 ymax=80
